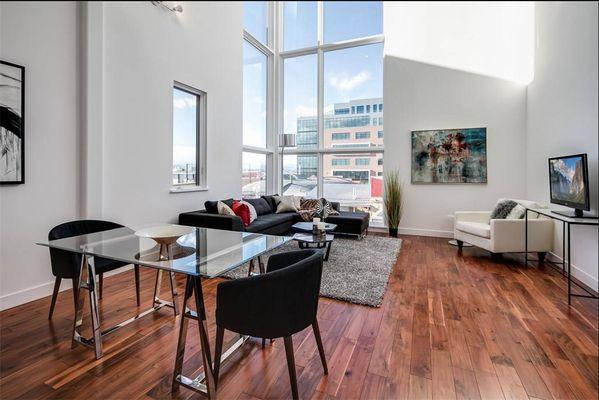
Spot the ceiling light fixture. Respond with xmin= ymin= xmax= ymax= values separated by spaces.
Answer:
xmin=151 ymin=1 xmax=183 ymax=13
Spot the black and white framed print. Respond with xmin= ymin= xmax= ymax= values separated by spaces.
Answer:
xmin=0 ymin=60 xmax=25 ymax=184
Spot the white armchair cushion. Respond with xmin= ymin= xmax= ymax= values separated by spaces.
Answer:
xmin=454 ymin=211 xmax=491 ymax=223
xmin=455 ymin=221 xmax=491 ymax=238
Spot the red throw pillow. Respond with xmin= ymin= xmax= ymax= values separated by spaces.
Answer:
xmin=232 ymin=200 xmax=251 ymax=227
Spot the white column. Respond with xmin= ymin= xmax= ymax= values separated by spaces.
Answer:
xmin=79 ymin=1 xmax=104 ymax=218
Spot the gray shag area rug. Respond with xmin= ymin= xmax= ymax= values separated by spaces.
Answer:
xmin=222 ymin=235 xmax=402 ymax=307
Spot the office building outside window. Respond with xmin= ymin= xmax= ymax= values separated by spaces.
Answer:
xmin=281 ymin=1 xmax=384 ymax=226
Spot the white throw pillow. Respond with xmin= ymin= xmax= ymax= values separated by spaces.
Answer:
xmin=239 ymin=200 xmax=257 ymax=223
xmin=506 ymin=204 xmax=526 ymax=219
xmin=217 ymin=201 xmax=235 ymax=216
xmin=275 ymin=195 xmax=298 ymax=213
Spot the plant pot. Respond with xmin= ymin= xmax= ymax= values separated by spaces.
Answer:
xmin=388 ymin=228 xmax=398 ymax=238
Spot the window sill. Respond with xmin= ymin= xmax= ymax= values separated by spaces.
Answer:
xmin=170 ymin=186 xmax=209 ymax=194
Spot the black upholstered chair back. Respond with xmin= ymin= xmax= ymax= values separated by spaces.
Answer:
xmin=48 ymin=220 xmax=125 ymax=278
xmin=216 ymin=250 xmax=323 ymax=339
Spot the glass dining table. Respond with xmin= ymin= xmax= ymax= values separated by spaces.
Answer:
xmin=37 ymin=225 xmax=291 ymax=399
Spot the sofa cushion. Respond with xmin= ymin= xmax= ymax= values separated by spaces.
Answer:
xmin=205 ymin=198 xmax=234 ymax=214
xmin=245 ymin=213 xmax=295 ymax=233
xmin=455 ymin=221 xmax=491 ymax=238
xmin=324 ymin=211 xmax=369 ymax=236
xmin=243 ymin=198 xmax=272 ymax=216
xmin=261 ymin=195 xmax=279 ymax=213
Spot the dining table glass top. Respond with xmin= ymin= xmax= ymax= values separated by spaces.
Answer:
xmin=37 ymin=226 xmax=291 ymax=278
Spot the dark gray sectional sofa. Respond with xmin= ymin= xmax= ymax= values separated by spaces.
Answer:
xmin=178 ymin=195 xmax=369 ymax=237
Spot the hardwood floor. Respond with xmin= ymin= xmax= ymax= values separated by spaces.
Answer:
xmin=1 ymin=235 xmax=597 ymax=399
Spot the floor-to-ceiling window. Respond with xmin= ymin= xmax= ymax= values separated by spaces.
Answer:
xmin=242 ymin=2 xmax=274 ymax=197
xmin=279 ymin=1 xmax=384 ymax=226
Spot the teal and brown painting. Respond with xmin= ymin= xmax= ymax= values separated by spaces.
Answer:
xmin=411 ymin=127 xmax=487 ymax=184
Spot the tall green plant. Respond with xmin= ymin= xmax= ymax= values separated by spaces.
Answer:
xmin=384 ymin=170 xmax=403 ymax=229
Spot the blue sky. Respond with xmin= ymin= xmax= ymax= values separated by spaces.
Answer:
xmin=172 ymin=88 xmax=197 ymax=165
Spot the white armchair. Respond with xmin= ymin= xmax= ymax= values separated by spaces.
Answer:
xmin=454 ymin=199 xmax=554 ymax=260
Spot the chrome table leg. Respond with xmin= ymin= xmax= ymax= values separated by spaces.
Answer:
xmin=71 ymin=254 xmax=104 ymax=358
xmin=87 ymin=256 xmax=103 ymax=359
xmin=173 ymin=276 xmax=255 ymax=398
xmin=72 ymin=255 xmax=88 ymax=350
xmin=71 ymin=254 xmax=180 ymax=359
xmin=172 ymin=276 xmax=194 ymax=392
xmin=257 ymin=255 xmax=265 ymax=274
xmin=153 ymin=268 xmax=179 ymax=316
xmin=167 ymin=243 xmax=180 ymax=315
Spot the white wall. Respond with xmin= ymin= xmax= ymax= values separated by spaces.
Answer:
xmin=384 ymin=1 xmax=535 ymax=84
xmin=526 ymin=1 xmax=598 ymax=290
xmin=0 ymin=1 xmax=244 ymax=310
xmin=0 ymin=1 xmax=80 ymax=310
xmin=101 ymin=2 xmax=243 ymax=227
xmin=384 ymin=58 xmax=528 ymax=237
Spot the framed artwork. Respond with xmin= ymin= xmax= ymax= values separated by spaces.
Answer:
xmin=1 ymin=60 xmax=25 ymax=184
xmin=411 ymin=127 xmax=487 ymax=184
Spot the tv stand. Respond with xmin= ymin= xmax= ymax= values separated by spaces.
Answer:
xmin=552 ymin=209 xmax=597 ymax=219
xmin=525 ymin=208 xmax=598 ymax=305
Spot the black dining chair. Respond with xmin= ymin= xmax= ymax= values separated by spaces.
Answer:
xmin=213 ymin=250 xmax=328 ymax=399
xmin=47 ymin=220 xmax=141 ymax=319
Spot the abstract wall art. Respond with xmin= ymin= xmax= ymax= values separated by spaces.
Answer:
xmin=411 ymin=127 xmax=487 ymax=184
xmin=0 ymin=60 xmax=25 ymax=184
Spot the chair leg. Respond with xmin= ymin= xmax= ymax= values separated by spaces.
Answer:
xmin=456 ymin=240 xmax=464 ymax=250
xmin=71 ymin=277 xmax=79 ymax=312
xmin=48 ymin=277 xmax=62 ymax=319
xmin=283 ymin=336 xmax=299 ymax=400
xmin=134 ymin=265 xmax=141 ymax=306
xmin=98 ymin=273 xmax=104 ymax=299
xmin=248 ymin=259 xmax=255 ymax=277
xmin=538 ymin=252 xmax=547 ymax=263
xmin=312 ymin=320 xmax=328 ymax=374
xmin=262 ymin=338 xmax=266 ymax=348
xmin=213 ymin=325 xmax=225 ymax=389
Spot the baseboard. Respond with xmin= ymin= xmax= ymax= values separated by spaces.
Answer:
xmin=548 ymin=251 xmax=598 ymax=292
xmin=398 ymin=226 xmax=454 ymax=238
xmin=0 ymin=265 xmax=133 ymax=312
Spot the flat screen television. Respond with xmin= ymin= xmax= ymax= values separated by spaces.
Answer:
xmin=548 ymin=153 xmax=590 ymax=218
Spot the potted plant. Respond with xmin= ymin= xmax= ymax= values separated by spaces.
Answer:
xmin=384 ymin=170 xmax=403 ymax=238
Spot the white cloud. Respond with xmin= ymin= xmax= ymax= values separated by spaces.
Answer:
xmin=329 ymin=70 xmax=371 ymax=92
xmin=295 ymin=105 xmax=317 ymax=117
xmin=173 ymin=97 xmax=196 ymax=109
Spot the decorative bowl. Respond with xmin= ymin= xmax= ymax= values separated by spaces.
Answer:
xmin=134 ymin=224 xmax=194 ymax=246
xmin=135 ymin=225 xmax=194 ymax=261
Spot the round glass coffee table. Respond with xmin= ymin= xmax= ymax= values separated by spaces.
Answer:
xmin=292 ymin=233 xmax=334 ymax=261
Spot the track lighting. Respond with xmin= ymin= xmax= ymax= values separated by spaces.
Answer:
xmin=151 ymin=1 xmax=183 ymax=14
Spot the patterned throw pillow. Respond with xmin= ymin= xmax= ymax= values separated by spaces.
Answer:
xmin=297 ymin=198 xmax=339 ymax=220
xmin=217 ymin=201 xmax=235 ymax=216
xmin=300 ymin=198 xmax=320 ymax=210
xmin=490 ymin=199 xmax=518 ymax=219
xmin=297 ymin=209 xmax=315 ymax=222
xmin=298 ymin=198 xmax=319 ymax=221
xmin=321 ymin=198 xmax=339 ymax=217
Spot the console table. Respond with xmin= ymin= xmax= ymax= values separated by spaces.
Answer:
xmin=524 ymin=208 xmax=598 ymax=305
